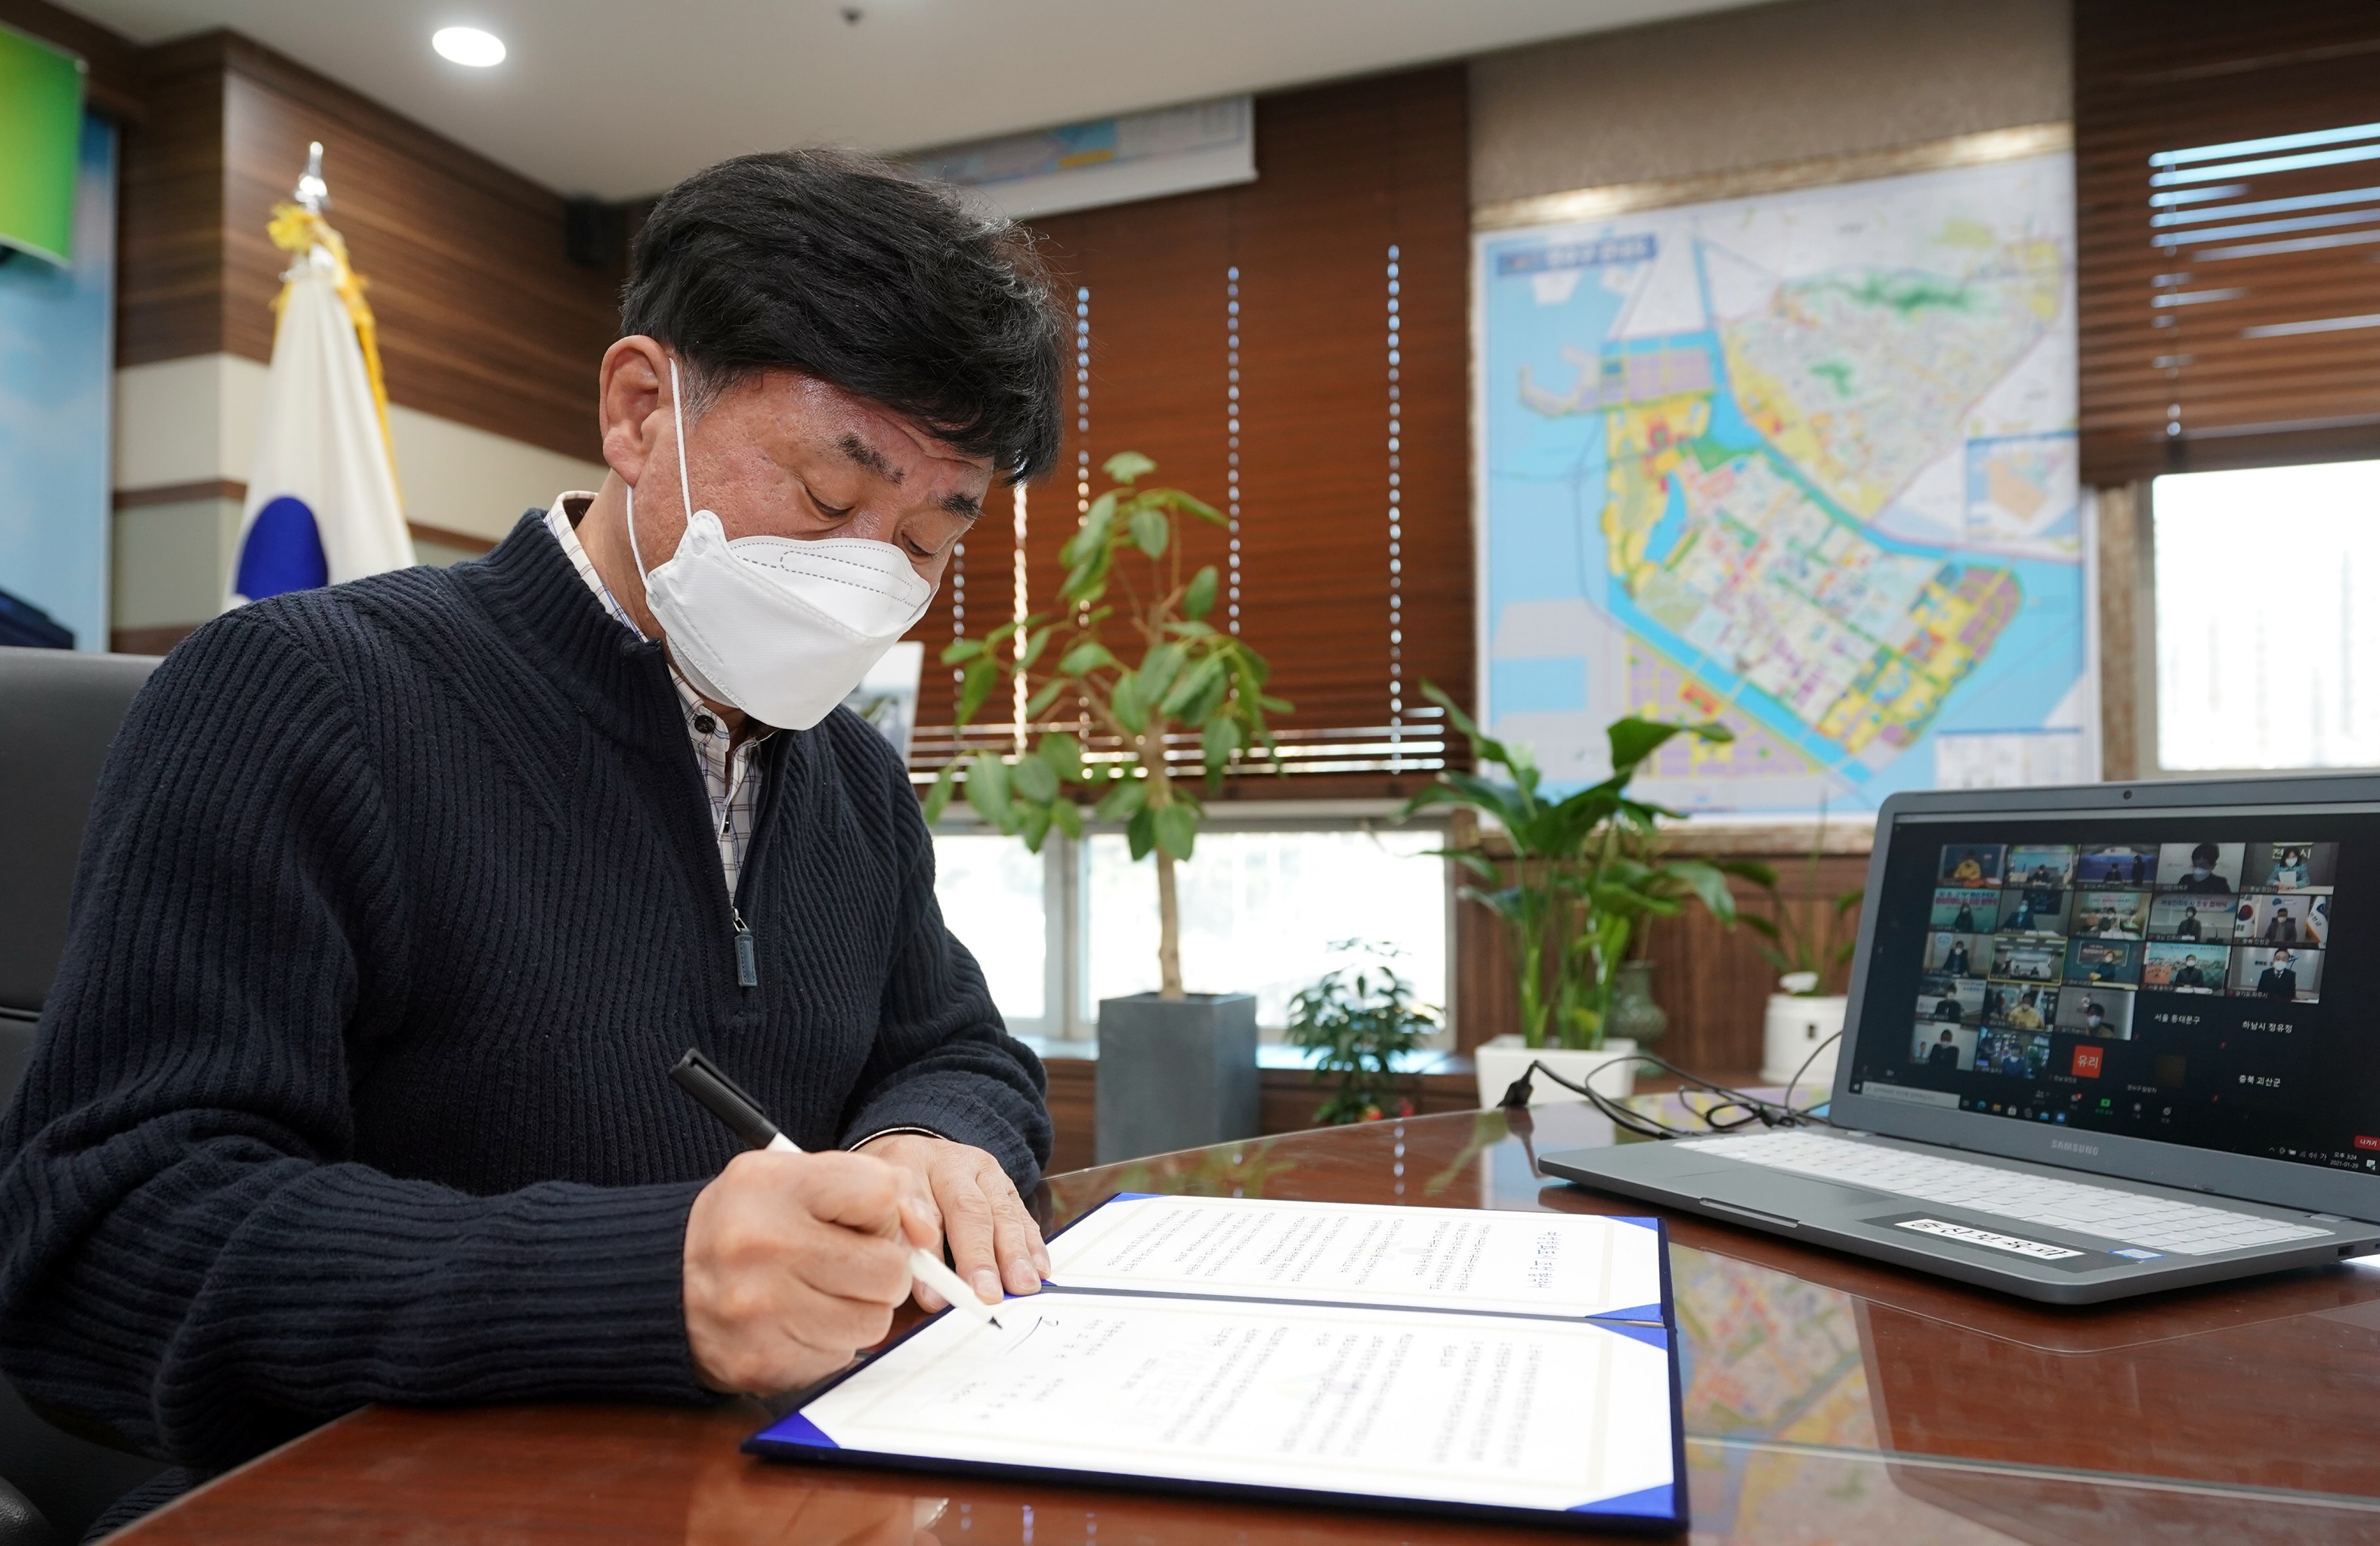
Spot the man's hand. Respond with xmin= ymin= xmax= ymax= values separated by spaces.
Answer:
xmin=682 ymin=1149 xmax=935 ymax=1396
xmin=857 ymin=1134 xmax=1050 ymax=1311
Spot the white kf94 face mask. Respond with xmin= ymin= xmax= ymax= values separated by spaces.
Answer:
xmin=626 ymin=359 xmax=937 ymax=730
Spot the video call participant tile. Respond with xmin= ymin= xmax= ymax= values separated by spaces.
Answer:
xmin=2239 ymin=840 xmax=2338 ymax=892
xmin=1986 ymin=984 xmax=2057 ymax=1029
xmin=1975 ymin=1028 xmax=2052 ymax=1080
xmin=2230 ymin=946 xmax=2323 ymax=1003
xmin=2005 ymin=845 xmax=2078 ymax=889
xmin=2156 ymin=841 xmax=2244 ymax=894
xmin=2076 ymin=844 xmax=2158 ymax=886
xmin=1931 ymin=887 xmax=2000 ymax=932
xmin=2071 ymin=889 xmax=2149 ymax=939
xmin=2054 ymin=985 xmax=2134 ymax=1040
xmin=1994 ymin=886 xmax=2070 ymax=935
xmin=1910 ymin=1022 xmax=1978 ymax=1071
xmin=2235 ymin=891 xmax=2327 ymax=948
xmin=2147 ymin=893 xmax=2227 ymax=942
xmin=1918 ymin=973 xmax=1989 ymax=1026
xmin=2064 ymin=936 xmax=2141 ymax=987
xmin=1989 ymin=935 xmax=2065 ymax=985
xmin=1940 ymin=845 xmax=2006 ymax=888
xmin=2142 ymin=941 xmax=2228 ymax=992
xmin=1922 ymin=932 xmax=1992 ymax=976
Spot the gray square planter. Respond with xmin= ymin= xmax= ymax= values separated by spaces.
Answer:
xmin=1095 ymin=991 xmax=1260 ymax=1165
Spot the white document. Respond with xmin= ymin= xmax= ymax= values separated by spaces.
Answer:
xmin=1045 ymin=1195 xmax=1666 ymax=1319
xmin=774 ymin=1293 xmax=1677 ymax=1517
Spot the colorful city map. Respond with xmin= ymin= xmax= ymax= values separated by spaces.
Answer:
xmin=1477 ymin=154 xmax=2088 ymax=813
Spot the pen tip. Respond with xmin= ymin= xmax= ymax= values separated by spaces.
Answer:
xmin=989 ymin=1315 xmax=1004 ymax=1329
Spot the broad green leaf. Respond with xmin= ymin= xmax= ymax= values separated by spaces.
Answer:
xmin=1109 ymin=670 xmax=1148 ymax=734
xmin=1049 ymin=797 xmax=1085 ymax=840
xmin=1104 ymin=450 xmax=1158 ymax=484
xmin=1126 ymin=807 xmax=1157 ymax=860
xmin=941 ymin=637 xmax=986 ymax=665
xmin=1011 ymin=752 xmax=1059 ymax=803
xmin=1094 ymin=776 xmax=1148 ymax=821
xmin=1128 ymin=506 xmax=1170 ymax=558
xmin=1158 ymin=654 xmax=1221 ymax=719
xmin=1037 ymin=731 xmax=1085 ymax=782
xmin=1018 ymin=626 xmax=1056 ymax=669
xmin=1154 ymin=802 xmax=1197 ymax=861
xmin=1057 ymin=640 xmax=1117 ymax=676
xmin=1161 ymin=488 xmax=1224 ymax=524
xmin=1025 ymin=677 xmax=1067 ymax=719
xmin=955 ymin=659 xmax=999 ymax=726
xmin=1018 ymin=803 xmax=1053 ymax=852
xmin=922 ymin=760 xmax=960 ymax=823
xmin=1080 ymin=490 xmax=1117 ymax=546
xmin=1663 ymin=859 xmax=1737 ymax=924
xmin=1182 ymin=564 xmax=1218 ymax=620
xmin=1137 ymin=644 xmax=1185 ymax=704
xmin=1201 ymin=715 xmax=1241 ymax=778
xmin=1166 ymin=619 xmax=1217 ymax=638
xmin=963 ymin=752 xmax=1010 ymax=825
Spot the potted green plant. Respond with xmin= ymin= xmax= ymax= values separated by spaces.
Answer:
xmin=926 ymin=452 xmax=1287 ymax=1161
xmin=1742 ymin=812 xmax=1865 ymax=1089
xmin=1282 ymin=941 xmax=1440 ymax=1125
xmin=1403 ymin=684 xmax=1752 ymax=1108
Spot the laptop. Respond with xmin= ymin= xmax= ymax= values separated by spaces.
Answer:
xmin=1541 ymin=775 xmax=2380 ymax=1303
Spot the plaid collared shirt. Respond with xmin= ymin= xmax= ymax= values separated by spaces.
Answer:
xmin=545 ymin=494 xmax=769 ymax=899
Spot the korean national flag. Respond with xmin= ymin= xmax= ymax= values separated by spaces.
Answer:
xmin=227 ymin=248 xmax=411 ymax=606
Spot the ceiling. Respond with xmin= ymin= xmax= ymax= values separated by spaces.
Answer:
xmin=60 ymin=0 xmax=1766 ymax=199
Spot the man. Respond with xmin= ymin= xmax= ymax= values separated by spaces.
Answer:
xmin=2264 ymin=903 xmax=2298 ymax=945
xmin=1927 ymin=1029 xmax=1961 ymax=1070
xmin=2258 ymin=950 xmax=2301 ymax=1002
xmin=2176 ymin=904 xmax=2202 ymax=941
xmin=2171 ymin=954 xmax=2208 ymax=991
xmin=2174 ymin=842 xmax=2231 ymax=894
xmin=0 ymin=153 xmax=1064 ymax=1516
xmin=1943 ymin=937 xmax=1972 ymax=976
xmin=1934 ymin=992 xmax=1965 ymax=1023
xmin=2007 ymin=991 xmax=2045 ymax=1031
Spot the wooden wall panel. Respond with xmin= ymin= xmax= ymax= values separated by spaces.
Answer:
xmin=911 ymin=66 xmax=1473 ymax=799
xmin=117 ymin=44 xmax=228 ymax=367
xmin=119 ymin=32 xmax=620 ymax=464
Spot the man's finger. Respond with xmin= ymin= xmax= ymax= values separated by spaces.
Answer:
xmin=981 ymin=1170 xmax=1048 ymax=1293
xmin=933 ymin=1167 xmax=1002 ymax=1306
xmin=796 ymin=1152 xmax=907 ymax=1235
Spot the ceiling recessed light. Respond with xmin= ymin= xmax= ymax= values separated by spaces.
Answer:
xmin=432 ymin=26 xmax=506 ymax=67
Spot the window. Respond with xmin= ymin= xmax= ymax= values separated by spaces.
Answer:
xmin=2152 ymin=460 xmax=2380 ymax=770
xmin=932 ymin=819 xmax=1450 ymax=1042
xmin=1083 ymin=827 xmax=1448 ymax=1031
xmin=931 ymin=832 xmax=1052 ymax=1034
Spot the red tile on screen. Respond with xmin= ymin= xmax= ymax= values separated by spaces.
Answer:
xmin=2355 ymin=1135 xmax=2380 ymax=1153
xmin=2072 ymin=1045 xmax=2105 ymax=1079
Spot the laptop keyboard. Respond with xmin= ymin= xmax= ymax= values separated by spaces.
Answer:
xmin=1680 ymin=1130 xmax=2335 ymax=1256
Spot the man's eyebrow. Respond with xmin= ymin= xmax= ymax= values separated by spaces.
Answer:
xmin=836 ymin=433 xmax=903 ymax=484
xmin=941 ymin=490 xmax=982 ymax=520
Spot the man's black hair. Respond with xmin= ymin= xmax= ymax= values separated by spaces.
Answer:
xmin=623 ymin=149 xmax=1065 ymax=481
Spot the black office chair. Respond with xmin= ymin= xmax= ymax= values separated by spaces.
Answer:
xmin=0 ymin=648 xmax=171 ymax=1544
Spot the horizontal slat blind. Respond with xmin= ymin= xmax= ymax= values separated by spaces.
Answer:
xmin=2079 ymin=2 xmax=2380 ymax=483
xmin=909 ymin=66 xmax=1472 ymax=800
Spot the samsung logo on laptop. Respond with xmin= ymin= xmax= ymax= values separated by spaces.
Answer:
xmin=2049 ymin=1137 xmax=2101 ymax=1157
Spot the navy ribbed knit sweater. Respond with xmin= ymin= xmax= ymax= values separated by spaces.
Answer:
xmin=0 ymin=512 xmax=1049 ymax=1478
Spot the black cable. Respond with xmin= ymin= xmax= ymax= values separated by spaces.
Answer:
xmin=1498 ymin=1043 xmax=1841 ymax=1139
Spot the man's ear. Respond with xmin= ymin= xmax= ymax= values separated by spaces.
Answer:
xmin=600 ymin=337 xmax=672 ymax=486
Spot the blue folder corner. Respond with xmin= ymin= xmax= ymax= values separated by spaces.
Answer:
xmin=1573 ymin=1481 xmax=1677 ymax=1518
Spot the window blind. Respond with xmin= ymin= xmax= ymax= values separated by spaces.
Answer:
xmin=2079 ymin=2 xmax=2380 ymax=484
xmin=907 ymin=66 xmax=1472 ymax=801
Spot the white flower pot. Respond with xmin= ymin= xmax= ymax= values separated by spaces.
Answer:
xmin=1761 ymin=994 xmax=1847 ymax=1090
xmin=1473 ymin=1034 xmax=1639 ymax=1108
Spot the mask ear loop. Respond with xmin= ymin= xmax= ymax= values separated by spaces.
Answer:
xmin=624 ymin=356 xmax=696 ymax=582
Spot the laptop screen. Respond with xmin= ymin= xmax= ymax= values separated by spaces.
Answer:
xmin=1847 ymin=813 xmax=2380 ymax=1177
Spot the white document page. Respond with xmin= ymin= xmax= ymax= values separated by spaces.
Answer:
xmin=1043 ymin=1195 xmax=1665 ymax=1319
xmin=776 ymin=1293 xmax=1677 ymax=1517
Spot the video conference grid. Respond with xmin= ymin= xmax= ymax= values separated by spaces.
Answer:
xmin=1912 ymin=840 xmax=2332 ymax=1084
